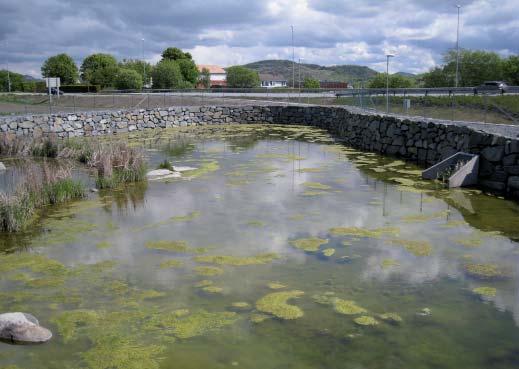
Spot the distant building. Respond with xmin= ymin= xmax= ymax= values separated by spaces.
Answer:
xmin=197 ymin=65 xmax=227 ymax=88
xmin=319 ymin=81 xmax=348 ymax=89
xmin=259 ymin=74 xmax=288 ymax=88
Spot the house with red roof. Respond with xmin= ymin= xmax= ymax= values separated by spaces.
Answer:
xmin=197 ymin=65 xmax=227 ymax=88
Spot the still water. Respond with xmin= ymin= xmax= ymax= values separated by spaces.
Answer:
xmin=1 ymin=124 xmax=519 ymax=369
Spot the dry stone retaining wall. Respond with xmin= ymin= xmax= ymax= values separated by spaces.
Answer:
xmin=1 ymin=105 xmax=519 ymax=199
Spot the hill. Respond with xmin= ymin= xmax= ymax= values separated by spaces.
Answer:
xmin=240 ymin=60 xmax=378 ymax=84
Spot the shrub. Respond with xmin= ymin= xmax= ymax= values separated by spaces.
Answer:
xmin=152 ymin=60 xmax=183 ymax=89
xmin=59 ymin=84 xmax=101 ymax=93
xmin=114 ymin=69 xmax=143 ymax=90
xmin=157 ymin=160 xmax=173 ymax=171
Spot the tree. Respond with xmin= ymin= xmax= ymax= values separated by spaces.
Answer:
xmin=368 ymin=73 xmax=414 ymax=88
xmin=114 ymin=69 xmax=143 ymax=90
xmin=0 ymin=70 xmax=25 ymax=92
xmin=421 ymin=67 xmax=453 ymax=87
xmin=41 ymin=54 xmax=78 ymax=85
xmin=119 ymin=59 xmax=153 ymax=86
xmin=503 ymin=55 xmax=519 ymax=85
xmin=226 ymin=66 xmax=260 ymax=88
xmin=80 ymin=53 xmax=119 ymax=87
xmin=152 ymin=60 xmax=184 ymax=89
xmin=161 ymin=47 xmax=192 ymax=61
xmin=177 ymin=59 xmax=199 ymax=85
xmin=303 ymin=77 xmax=320 ymax=89
xmin=200 ymin=67 xmax=211 ymax=89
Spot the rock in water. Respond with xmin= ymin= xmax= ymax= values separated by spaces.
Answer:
xmin=172 ymin=166 xmax=197 ymax=172
xmin=0 ymin=162 xmax=6 ymax=171
xmin=146 ymin=169 xmax=182 ymax=180
xmin=0 ymin=312 xmax=52 ymax=344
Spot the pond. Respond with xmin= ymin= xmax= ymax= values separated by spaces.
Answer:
xmin=1 ymin=124 xmax=519 ymax=369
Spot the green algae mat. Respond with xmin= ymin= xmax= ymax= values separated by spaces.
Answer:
xmin=1 ymin=124 xmax=519 ymax=369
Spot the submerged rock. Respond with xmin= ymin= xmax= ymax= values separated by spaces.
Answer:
xmin=146 ymin=169 xmax=182 ymax=180
xmin=0 ymin=162 xmax=6 ymax=171
xmin=172 ymin=166 xmax=197 ymax=172
xmin=0 ymin=312 xmax=52 ymax=344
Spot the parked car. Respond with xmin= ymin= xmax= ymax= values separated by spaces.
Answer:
xmin=474 ymin=81 xmax=508 ymax=95
xmin=50 ymin=87 xmax=64 ymax=95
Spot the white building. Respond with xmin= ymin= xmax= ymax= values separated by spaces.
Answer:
xmin=259 ymin=74 xmax=288 ymax=88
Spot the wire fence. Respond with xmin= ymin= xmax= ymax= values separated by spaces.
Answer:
xmin=1 ymin=87 xmax=518 ymax=125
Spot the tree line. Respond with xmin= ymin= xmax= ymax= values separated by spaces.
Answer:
xmin=368 ymin=49 xmax=519 ymax=89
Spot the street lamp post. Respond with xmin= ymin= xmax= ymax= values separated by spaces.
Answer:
xmin=298 ymin=58 xmax=304 ymax=103
xmin=455 ymin=5 xmax=461 ymax=88
xmin=291 ymin=26 xmax=295 ymax=89
xmin=386 ymin=54 xmax=394 ymax=113
xmin=141 ymin=38 xmax=146 ymax=89
xmin=5 ymin=41 xmax=11 ymax=93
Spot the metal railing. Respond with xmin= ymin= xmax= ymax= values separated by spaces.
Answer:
xmin=1 ymin=87 xmax=518 ymax=125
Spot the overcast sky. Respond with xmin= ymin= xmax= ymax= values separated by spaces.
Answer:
xmin=1 ymin=0 xmax=518 ymax=77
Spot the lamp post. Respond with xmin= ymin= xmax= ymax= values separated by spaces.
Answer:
xmin=141 ymin=38 xmax=146 ymax=89
xmin=4 ymin=41 xmax=11 ymax=93
xmin=455 ymin=5 xmax=461 ymax=88
xmin=386 ymin=54 xmax=394 ymax=113
xmin=298 ymin=58 xmax=304 ymax=103
xmin=291 ymin=26 xmax=295 ymax=89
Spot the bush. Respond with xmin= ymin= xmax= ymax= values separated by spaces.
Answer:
xmin=114 ymin=69 xmax=143 ymax=90
xmin=226 ymin=66 xmax=260 ymax=88
xmin=152 ymin=60 xmax=184 ymax=89
xmin=59 ymin=84 xmax=101 ymax=93
xmin=157 ymin=160 xmax=173 ymax=171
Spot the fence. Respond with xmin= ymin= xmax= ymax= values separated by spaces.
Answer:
xmin=1 ymin=87 xmax=518 ymax=125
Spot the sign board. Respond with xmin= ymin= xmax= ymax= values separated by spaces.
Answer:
xmin=45 ymin=77 xmax=61 ymax=88
xmin=403 ymin=99 xmax=411 ymax=111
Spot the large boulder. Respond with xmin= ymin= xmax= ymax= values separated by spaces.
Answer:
xmin=0 ymin=312 xmax=52 ymax=344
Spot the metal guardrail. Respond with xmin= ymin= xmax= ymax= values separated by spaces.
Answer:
xmin=336 ymin=86 xmax=519 ymax=97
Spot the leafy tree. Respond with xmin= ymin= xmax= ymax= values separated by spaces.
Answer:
xmin=119 ymin=59 xmax=153 ymax=86
xmin=368 ymin=73 xmax=414 ymax=88
xmin=177 ymin=59 xmax=199 ymax=85
xmin=303 ymin=77 xmax=320 ymax=88
xmin=161 ymin=47 xmax=192 ymax=61
xmin=41 ymin=54 xmax=78 ymax=85
xmin=80 ymin=53 xmax=119 ymax=87
xmin=200 ymin=67 xmax=211 ymax=89
xmin=152 ymin=60 xmax=184 ymax=89
xmin=503 ymin=55 xmax=519 ymax=85
xmin=114 ymin=69 xmax=143 ymax=90
xmin=226 ymin=66 xmax=260 ymax=88
xmin=421 ymin=67 xmax=453 ymax=87
xmin=0 ymin=70 xmax=25 ymax=92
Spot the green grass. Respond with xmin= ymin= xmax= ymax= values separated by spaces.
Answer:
xmin=157 ymin=159 xmax=173 ymax=171
xmin=96 ymin=165 xmax=147 ymax=190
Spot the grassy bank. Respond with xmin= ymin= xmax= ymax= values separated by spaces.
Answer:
xmin=0 ymin=163 xmax=85 ymax=232
xmin=0 ymin=135 xmax=147 ymax=232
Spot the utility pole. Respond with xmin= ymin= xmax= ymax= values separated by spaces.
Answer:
xmin=141 ymin=38 xmax=146 ymax=89
xmin=386 ymin=54 xmax=394 ymax=113
xmin=298 ymin=58 xmax=304 ymax=91
xmin=291 ymin=25 xmax=295 ymax=89
xmin=455 ymin=5 xmax=461 ymax=88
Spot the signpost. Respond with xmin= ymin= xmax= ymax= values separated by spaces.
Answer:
xmin=45 ymin=77 xmax=61 ymax=102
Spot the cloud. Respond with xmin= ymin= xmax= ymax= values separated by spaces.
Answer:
xmin=0 ymin=0 xmax=517 ymax=77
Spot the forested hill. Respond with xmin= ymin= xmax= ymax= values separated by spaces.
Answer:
xmin=239 ymin=60 xmax=378 ymax=83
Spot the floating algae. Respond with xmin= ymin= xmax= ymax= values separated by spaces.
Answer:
xmin=246 ymin=220 xmax=266 ymax=228
xmin=146 ymin=240 xmax=206 ymax=254
xmin=464 ymin=263 xmax=507 ymax=280
xmin=194 ymin=253 xmax=279 ymax=266
xmin=250 ymin=313 xmax=272 ymax=324
xmin=302 ymin=182 xmax=332 ymax=190
xmin=381 ymin=259 xmax=400 ymax=268
xmin=329 ymin=227 xmax=399 ymax=239
xmin=297 ymin=168 xmax=323 ymax=173
xmin=354 ymin=316 xmax=379 ymax=326
xmin=402 ymin=210 xmax=449 ymax=223
xmin=472 ymin=287 xmax=497 ymax=297
xmin=256 ymin=290 xmax=305 ymax=320
xmin=390 ymin=239 xmax=433 ymax=256
xmin=322 ymin=248 xmax=336 ymax=257
xmin=230 ymin=302 xmax=251 ymax=311
xmin=194 ymin=280 xmax=214 ymax=288
xmin=183 ymin=160 xmax=220 ymax=179
xmin=333 ymin=299 xmax=368 ymax=315
xmin=52 ymin=310 xmax=100 ymax=343
xmin=194 ymin=266 xmax=224 ymax=276
xmin=256 ymin=153 xmax=305 ymax=161
xmin=267 ymin=282 xmax=287 ymax=290
xmin=96 ymin=241 xmax=112 ymax=249
xmin=169 ymin=310 xmax=238 ymax=339
xmin=34 ymin=217 xmax=97 ymax=246
xmin=170 ymin=211 xmax=201 ymax=222
xmin=159 ymin=260 xmax=184 ymax=269
xmin=289 ymin=237 xmax=329 ymax=252
xmin=301 ymin=191 xmax=328 ymax=197
xmin=201 ymin=286 xmax=223 ymax=294
xmin=379 ymin=313 xmax=403 ymax=323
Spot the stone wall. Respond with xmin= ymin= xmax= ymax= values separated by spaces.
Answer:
xmin=1 ymin=105 xmax=519 ymax=198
